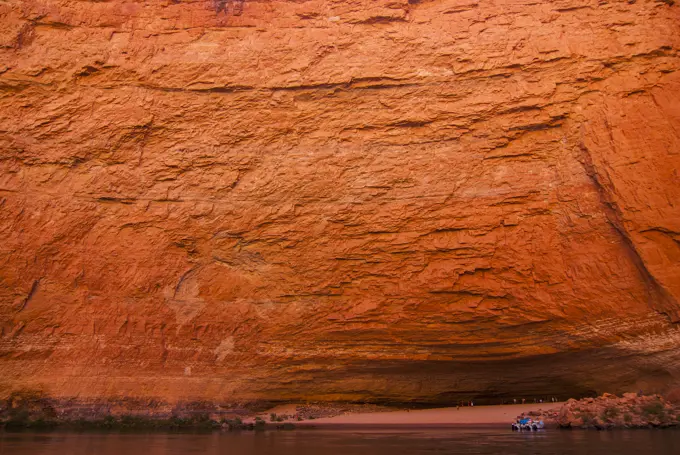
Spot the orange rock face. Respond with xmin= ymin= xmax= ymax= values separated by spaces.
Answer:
xmin=1 ymin=0 xmax=680 ymax=405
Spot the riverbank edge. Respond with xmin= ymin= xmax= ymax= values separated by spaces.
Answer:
xmin=2 ymin=392 xmax=679 ymax=431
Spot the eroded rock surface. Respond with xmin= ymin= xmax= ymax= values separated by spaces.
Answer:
xmin=1 ymin=0 xmax=680 ymax=406
xmin=557 ymin=393 xmax=680 ymax=429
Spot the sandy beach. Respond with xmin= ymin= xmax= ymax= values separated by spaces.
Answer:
xmin=262 ymin=403 xmax=561 ymax=426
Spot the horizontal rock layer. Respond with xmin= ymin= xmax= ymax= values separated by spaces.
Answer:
xmin=1 ymin=0 xmax=680 ymax=405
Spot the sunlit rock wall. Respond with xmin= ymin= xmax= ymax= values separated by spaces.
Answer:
xmin=1 ymin=0 xmax=679 ymax=405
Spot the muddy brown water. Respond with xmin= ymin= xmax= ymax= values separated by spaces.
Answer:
xmin=1 ymin=427 xmax=679 ymax=454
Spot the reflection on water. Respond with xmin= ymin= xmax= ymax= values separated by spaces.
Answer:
xmin=1 ymin=427 xmax=679 ymax=455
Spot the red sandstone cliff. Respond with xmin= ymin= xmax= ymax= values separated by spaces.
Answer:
xmin=1 ymin=0 xmax=679 ymax=406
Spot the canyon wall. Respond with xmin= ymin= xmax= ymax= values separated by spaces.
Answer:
xmin=1 ymin=0 xmax=680 ymax=406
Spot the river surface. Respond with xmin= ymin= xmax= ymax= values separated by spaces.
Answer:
xmin=2 ymin=427 xmax=679 ymax=454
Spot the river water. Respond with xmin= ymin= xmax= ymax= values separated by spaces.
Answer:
xmin=2 ymin=427 xmax=679 ymax=454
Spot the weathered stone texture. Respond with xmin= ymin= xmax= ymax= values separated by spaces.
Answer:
xmin=1 ymin=0 xmax=679 ymax=404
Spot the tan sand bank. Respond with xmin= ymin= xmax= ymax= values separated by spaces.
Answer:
xmin=291 ymin=403 xmax=560 ymax=426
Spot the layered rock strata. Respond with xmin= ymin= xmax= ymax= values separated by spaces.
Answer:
xmin=1 ymin=0 xmax=680 ymax=407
